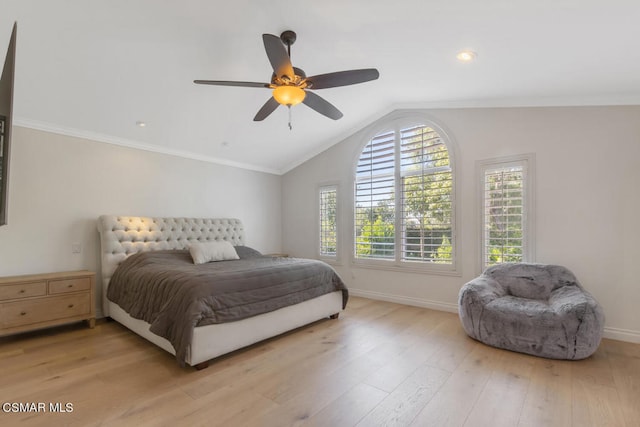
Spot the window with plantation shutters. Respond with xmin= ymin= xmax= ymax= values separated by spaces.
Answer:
xmin=479 ymin=155 xmax=535 ymax=270
xmin=319 ymin=185 xmax=338 ymax=258
xmin=400 ymin=126 xmax=453 ymax=263
xmin=354 ymin=123 xmax=455 ymax=269
xmin=355 ymin=130 xmax=395 ymax=259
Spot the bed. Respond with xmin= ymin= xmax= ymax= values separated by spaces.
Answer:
xmin=97 ymin=215 xmax=347 ymax=369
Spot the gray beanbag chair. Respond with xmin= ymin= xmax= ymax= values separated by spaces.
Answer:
xmin=458 ymin=263 xmax=604 ymax=359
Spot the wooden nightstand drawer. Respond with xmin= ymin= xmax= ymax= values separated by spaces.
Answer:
xmin=0 ymin=270 xmax=95 ymax=336
xmin=0 ymin=293 xmax=91 ymax=329
xmin=49 ymin=277 xmax=91 ymax=294
xmin=0 ymin=281 xmax=46 ymax=301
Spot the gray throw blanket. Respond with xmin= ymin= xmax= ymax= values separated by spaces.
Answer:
xmin=107 ymin=250 xmax=348 ymax=365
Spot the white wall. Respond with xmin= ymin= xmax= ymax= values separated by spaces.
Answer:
xmin=282 ymin=106 xmax=640 ymax=342
xmin=0 ymin=127 xmax=282 ymax=316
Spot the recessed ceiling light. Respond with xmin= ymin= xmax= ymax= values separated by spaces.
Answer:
xmin=456 ymin=50 xmax=477 ymax=62
xmin=136 ymin=121 xmax=146 ymax=127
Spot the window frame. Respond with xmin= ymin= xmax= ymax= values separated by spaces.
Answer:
xmin=351 ymin=114 xmax=460 ymax=275
xmin=318 ymin=183 xmax=340 ymax=263
xmin=477 ymin=153 xmax=536 ymax=273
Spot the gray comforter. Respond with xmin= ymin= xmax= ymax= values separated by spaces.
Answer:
xmin=107 ymin=249 xmax=348 ymax=365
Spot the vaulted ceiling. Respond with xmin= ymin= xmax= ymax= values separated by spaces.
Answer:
xmin=3 ymin=1 xmax=639 ymax=174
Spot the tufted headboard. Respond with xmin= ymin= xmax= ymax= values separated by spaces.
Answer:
xmin=97 ymin=215 xmax=245 ymax=316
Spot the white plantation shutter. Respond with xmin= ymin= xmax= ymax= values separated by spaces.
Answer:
xmin=355 ymin=130 xmax=395 ymax=259
xmin=400 ymin=126 xmax=453 ymax=263
xmin=354 ymin=123 xmax=455 ymax=267
xmin=480 ymin=155 xmax=534 ymax=270
xmin=319 ymin=186 xmax=337 ymax=257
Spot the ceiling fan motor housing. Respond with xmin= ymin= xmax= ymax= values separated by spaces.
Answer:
xmin=280 ymin=30 xmax=297 ymax=47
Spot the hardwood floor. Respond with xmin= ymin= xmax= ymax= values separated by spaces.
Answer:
xmin=0 ymin=297 xmax=638 ymax=426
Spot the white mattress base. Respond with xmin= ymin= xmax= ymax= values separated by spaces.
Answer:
xmin=108 ymin=291 xmax=343 ymax=366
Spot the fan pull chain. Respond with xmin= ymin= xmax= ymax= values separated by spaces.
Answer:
xmin=288 ymin=106 xmax=293 ymax=130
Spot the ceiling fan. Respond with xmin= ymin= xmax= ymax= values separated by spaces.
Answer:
xmin=194 ymin=30 xmax=379 ymax=126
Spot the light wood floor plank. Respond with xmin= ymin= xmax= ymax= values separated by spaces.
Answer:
xmin=303 ymin=383 xmax=388 ymax=427
xmin=0 ymin=297 xmax=638 ymax=427
xmin=518 ymin=358 xmax=573 ymax=427
xmin=356 ymin=363 xmax=450 ymax=427
xmin=605 ymin=339 xmax=640 ymax=426
xmin=409 ymin=342 xmax=505 ymax=426
xmin=464 ymin=349 xmax=535 ymax=427
xmin=570 ymin=345 xmax=629 ymax=426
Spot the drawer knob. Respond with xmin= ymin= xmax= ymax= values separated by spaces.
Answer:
xmin=19 ymin=289 xmax=25 ymax=294
xmin=68 ymin=284 xmax=74 ymax=288
xmin=68 ymin=304 xmax=74 ymax=308
xmin=20 ymin=311 xmax=26 ymax=316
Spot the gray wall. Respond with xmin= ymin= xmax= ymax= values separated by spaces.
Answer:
xmin=282 ymin=106 xmax=640 ymax=341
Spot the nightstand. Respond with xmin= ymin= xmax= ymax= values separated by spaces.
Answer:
xmin=0 ymin=270 xmax=95 ymax=337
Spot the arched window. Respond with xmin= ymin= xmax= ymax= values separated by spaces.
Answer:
xmin=354 ymin=121 xmax=456 ymax=270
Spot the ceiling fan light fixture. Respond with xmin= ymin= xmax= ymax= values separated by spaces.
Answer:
xmin=273 ymin=85 xmax=306 ymax=106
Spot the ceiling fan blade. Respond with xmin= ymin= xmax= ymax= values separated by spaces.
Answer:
xmin=194 ymin=80 xmax=270 ymax=88
xmin=262 ymin=34 xmax=294 ymax=80
xmin=253 ymin=97 xmax=280 ymax=121
xmin=302 ymin=91 xmax=343 ymax=120
xmin=307 ymin=68 xmax=380 ymax=89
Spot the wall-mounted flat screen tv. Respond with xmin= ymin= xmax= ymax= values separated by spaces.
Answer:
xmin=0 ymin=22 xmax=16 ymax=226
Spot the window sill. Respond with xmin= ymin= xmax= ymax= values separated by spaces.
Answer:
xmin=351 ymin=259 xmax=461 ymax=277
xmin=319 ymin=256 xmax=342 ymax=267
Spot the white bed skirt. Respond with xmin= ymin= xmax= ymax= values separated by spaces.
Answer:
xmin=108 ymin=291 xmax=343 ymax=366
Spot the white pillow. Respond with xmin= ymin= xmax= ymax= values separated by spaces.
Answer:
xmin=189 ymin=241 xmax=240 ymax=264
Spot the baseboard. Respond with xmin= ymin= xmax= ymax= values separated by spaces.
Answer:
xmin=350 ymin=288 xmax=640 ymax=344
xmin=602 ymin=327 xmax=640 ymax=343
xmin=349 ymin=288 xmax=459 ymax=313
